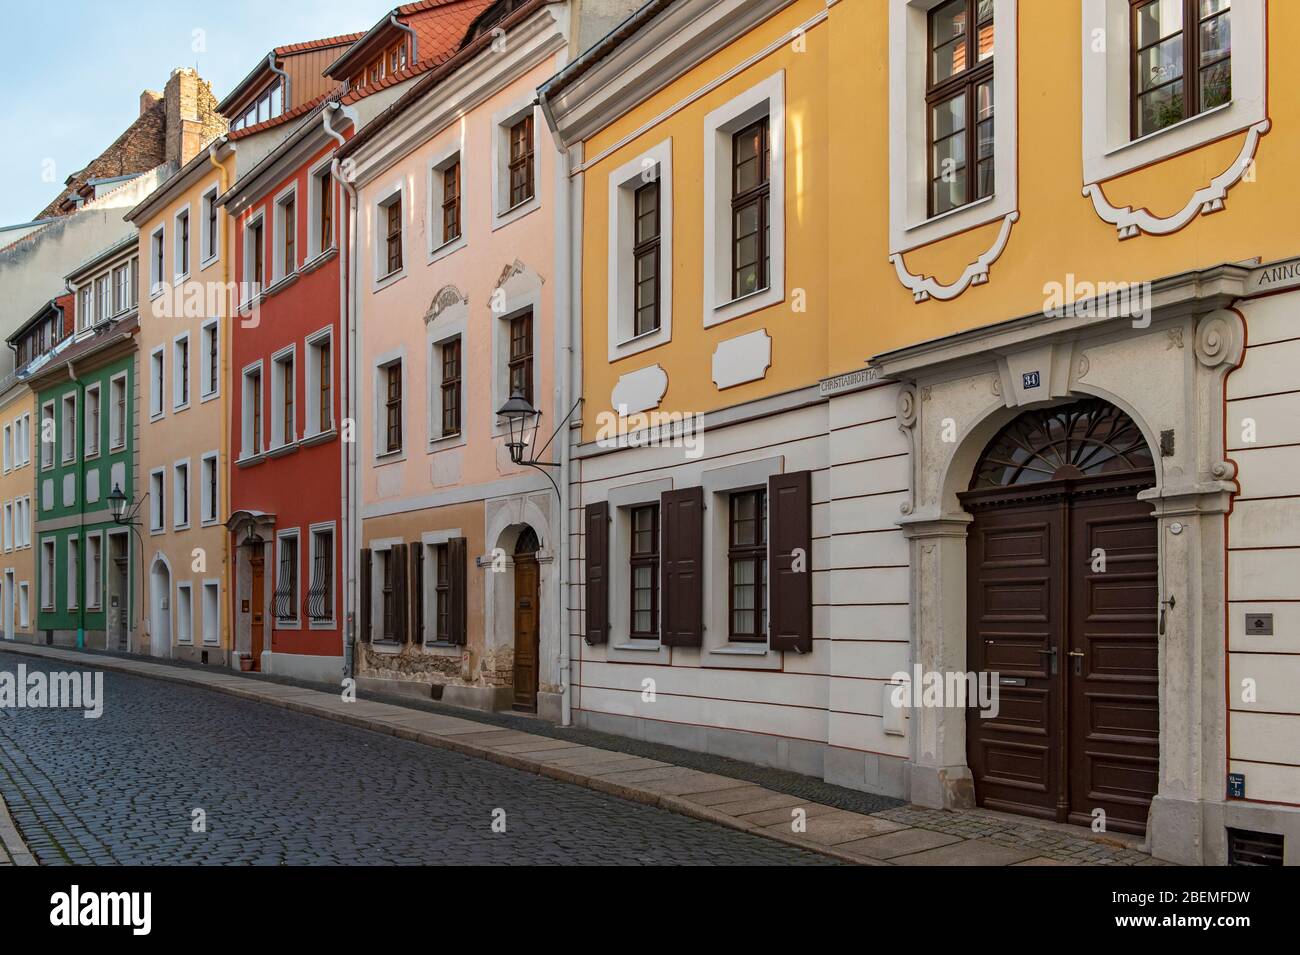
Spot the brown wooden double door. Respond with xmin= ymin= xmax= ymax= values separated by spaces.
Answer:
xmin=963 ymin=478 xmax=1160 ymax=834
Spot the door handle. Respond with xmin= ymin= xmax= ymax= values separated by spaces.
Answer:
xmin=1037 ymin=647 xmax=1057 ymax=675
xmin=1067 ymin=649 xmax=1085 ymax=674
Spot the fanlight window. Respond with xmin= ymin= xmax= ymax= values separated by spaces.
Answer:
xmin=972 ymin=400 xmax=1154 ymax=489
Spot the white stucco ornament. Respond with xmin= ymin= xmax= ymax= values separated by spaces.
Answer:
xmin=610 ymin=364 xmax=668 ymax=414
xmin=1082 ymin=120 xmax=1270 ymax=240
xmin=711 ymin=329 xmax=772 ymax=390
xmin=888 ymin=212 xmax=1019 ymax=303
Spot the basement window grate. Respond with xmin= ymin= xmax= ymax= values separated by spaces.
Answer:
xmin=1227 ymin=828 xmax=1283 ymax=866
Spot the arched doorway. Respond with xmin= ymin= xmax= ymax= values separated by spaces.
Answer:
xmin=512 ymin=527 xmax=541 ymax=711
xmin=149 ymin=557 xmax=172 ymax=658
xmin=959 ymin=399 xmax=1160 ymax=834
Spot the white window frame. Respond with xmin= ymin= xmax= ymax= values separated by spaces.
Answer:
xmin=240 ymin=360 xmax=264 ymax=460
xmin=201 ymin=579 xmax=221 ymax=645
xmin=307 ymin=521 xmax=336 ymax=629
xmin=173 ymin=331 xmax=191 ymax=411
xmin=86 ymin=531 xmax=103 ymax=610
xmin=40 ymin=401 xmax=54 ymax=470
xmin=60 ymin=392 xmax=76 ymax=464
xmin=175 ymin=581 xmax=194 ymax=644
xmin=200 ymin=318 xmax=220 ymax=401
xmin=1081 ymin=0 xmax=1264 ymax=183
xmin=607 ymin=137 xmax=674 ymax=358
xmin=173 ymin=457 xmax=190 ymax=530
xmin=273 ymin=183 xmax=298 ymax=283
xmin=200 ymin=450 xmax=220 ymax=526
xmin=304 ymin=327 xmax=333 ymax=438
xmin=40 ymin=539 xmax=55 ymax=610
xmin=373 ymin=351 xmax=406 ymax=461
xmin=490 ymin=283 xmax=541 ymax=438
xmin=3 ymin=503 xmax=12 ymax=553
xmin=428 ymin=329 xmax=467 ymax=450
xmin=3 ymin=424 xmax=11 ymax=473
xmin=372 ymin=182 xmax=406 ymax=289
xmin=200 ymin=184 xmax=221 ymax=267
xmin=491 ymin=99 xmax=541 ymax=229
xmin=109 ymin=374 xmax=127 ymax=450
xmin=888 ymin=0 xmax=1018 ymax=253
xmin=307 ymin=157 xmax=335 ymax=261
xmin=419 ymin=528 xmax=462 ymax=646
xmin=368 ymin=537 xmax=402 ymax=643
xmin=173 ymin=204 xmax=192 ymax=282
xmin=149 ymin=467 xmax=166 ymax=534
xmin=242 ymin=211 xmax=266 ymax=305
xmin=19 ymin=582 xmax=29 ymax=628
xmin=426 ymin=138 xmax=466 ymax=262
xmin=702 ymin=71 xmax=786 ymax=326
xmin=66 ymin=536 xmax=80 ymax=611
xmin=84 ymin=383 xmax=101 ymax=458
xmin=274 ymin=527 xmax=301 ymax=628
xmin=149 ymin=224 xmax=166 ymax=298
xmin=150 ymin=345 xmax=166 ymax=420
xmin=270 ymin=344 xmax=296 ymax=449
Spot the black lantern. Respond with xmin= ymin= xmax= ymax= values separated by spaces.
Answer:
xmin=497 ymin=390 xmax=539 ymax=465
xmin=108 ymin=483 xmax=129 ymax=523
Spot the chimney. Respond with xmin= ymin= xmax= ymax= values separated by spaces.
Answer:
xmin=163 ymin=67 xmax=228 ymax=167
xmin=140 ymin=89 xmax=162 ymax=117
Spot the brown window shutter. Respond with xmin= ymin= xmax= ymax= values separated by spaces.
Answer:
xmin=393 ymin=544 xmax=409 ymax=642
xmin=769 ymin=470 xmax=812 ymax=653
xmin=359 ymin=548 xmax=372 ymax=643
xmin=661 ymin=486 xmax=703 ymax=647
xmin=409 ymin=541 xmax=424 ymax=645
xmin=585 ymin=501 xmax=609 ymax=644
xmin=448 ymin=536 xmax=468 ymax=646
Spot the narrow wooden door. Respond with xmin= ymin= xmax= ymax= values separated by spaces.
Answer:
xmin=965 ymin=499 xmax=1068 ymax=822
xmin=513 ymin=556 xmax=539 ymax=711
xmin=250 ymin=543 xmax=265 ymax=671
xmin=1066 ymin=493 xmax=1160 ymax=833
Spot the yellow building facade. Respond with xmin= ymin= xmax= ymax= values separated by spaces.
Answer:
xmin=544 ymin=0 xmax=1297 ymax=864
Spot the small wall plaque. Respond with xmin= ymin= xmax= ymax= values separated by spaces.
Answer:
xmin=1022 ymin=371 xmax=1041 ymax=389
xmin=1245 ymin=613 xmax=1273 ymax=635
xmin=1227 ymin=773 xmax=1245 ymax=799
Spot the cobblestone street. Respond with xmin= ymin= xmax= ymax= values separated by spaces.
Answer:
xmin=0 ymin=652 xmax=830 ymax=865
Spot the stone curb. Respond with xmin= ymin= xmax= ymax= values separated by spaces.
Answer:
xmin=0 ymin=792 xmax=37 ymax=866
xmin=0 ymin=643 xmax=867 ymax=865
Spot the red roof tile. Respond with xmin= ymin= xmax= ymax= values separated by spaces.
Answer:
xmin=274 ymin=31 xmax=367 ymax=56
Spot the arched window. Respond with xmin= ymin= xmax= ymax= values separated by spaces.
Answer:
xmin=971 ymin=399 xmax=1154 ymax=489
xmin=514 ymin=526 xmax=540 ymax=555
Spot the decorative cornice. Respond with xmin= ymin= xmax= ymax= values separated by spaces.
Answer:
xmin=1082 ymin=119 xmax=1270 ymax=240
xmin=888 ymin=212 xmax=1018 ymax=303
xmin=423 ymin=284 xmax=467 ymax=324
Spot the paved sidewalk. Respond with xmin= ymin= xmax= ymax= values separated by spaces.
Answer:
xmin=0 ymin=643 xmax=1164 ymax=866
xmin=0 ymin=791 xmax=36 ymax=866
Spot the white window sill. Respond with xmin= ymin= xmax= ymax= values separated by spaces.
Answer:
xmin=375 ymin=449 xmax=405 ymax=465
xmin=149 ymin=526 xmax=165 ymax=536
xmin=492 ymin=196 xmax=540 ymax=232
xmin=200 ymin=389 xmax=220 ymax=405
xmin=1108 ymin=103 xmax=1235 ymax=160
xmin=263 ymin=272 xmax=299 ymax=298
xmin=710 ymin=643 xmax=768 ymax=656
xmin=275 ymin=619 xmax=301 ymax=631
xmin=428 ymin=431 xmax=465 ymax=452
xmin=200 ymin=517 xmax=221 ymax=528
xmin=301 ymin=428 xmax=337 ymax=448
xmin=235 ymin=453 xmax=265 ymax=469
xmin=612 ymin=640 xmax=662 ymax=652
xmin=704 ymin=283 xmax=782 ymax=328
xmin=371 ymin=640 xmax=402 ymax=655
xmin=172 ymin=402 xmax=190 ymax=414
xmin=373 ymin=268 xmax=407 ymax=294
xmin=423 ymin=641 xmax=463 ymax=655
xmin=173 ymin=523 xmax=191 ymax=532
xmin=266 ymin=440 xmax=299 ymax=459
xmin=199 ymin=253 xmax=219 ymax=271
xmin=173 ymin=273 xmax=190 ymax=287
xmin=428 ymin=235 xmax=466 ymax=266
xmin=907 ymin=194 xmax=995 ymax=234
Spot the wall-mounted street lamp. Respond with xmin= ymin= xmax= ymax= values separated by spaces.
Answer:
xmin=108 ymin=483 xmax=145 ymax=526
xmin=495 ymin=391 xmax=581 ymax=497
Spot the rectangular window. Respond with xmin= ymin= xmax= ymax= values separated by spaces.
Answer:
xmin=3 ymin=504 xmax=12 ymax=551
xmin=633 ymin=179 xmax=661 ymax=336
xmin=385 ymin=362 xmax=402 ymax=453
xmin=728 ymin=488 xmax=767 ymax=642
xmin=113 ymin=265 xmax=129 ymax=314
xmin=384 ymin=196 xmax=403 ymax=276
xmin=508 ymin=312 xmax=533 ymax=406
xmin=442 ymin=161 xmax=461 ymax=244
xmin=151 ymin=228 xmax=165 ymax=294
xmin=202 ymin=581 xmax=220 ymax=644
xmin=630 ymin=504 xmax=659 ymax=638
xmin=249 ymin=218 xmax=264 ymax=291
xmin=41 ymin=540 xmax=55 ymax=610
xmin=201 ymin=453 xmax=219 ymax=524
xmin=381 ymin=549 xmax=395 ymax=639
xmin=440 ymin=338 xmax=461 ymax=438
xmin=279 ymin=193 xmax=296 ymax=277
xmin=731 ymin=119 xmax=771 ymax=299
xmin=86 ymin=534 xmax=102 ymax=609
xmin=303 ymin=334 xmax=332 ymax=436
xmin=85 ymin=384 xmax=100 ymax=456
xmin=434 ymin=542 xmax=450 ymax=642
xmin=19 ymin=582 xmax=29 ymax=628
xmin=174 ymin=461 xmax=189 ymax=528
xmin=151 ymin=348 xmax=165 ymax=418
xmin=201 ymin=321 xmax=219 ymax=398
xmin=508 ymin=115 xmax=535 ymax=208
xmin=40 ymin=402 xmax=54 ymax=469
xmin=67 ymin=537 xmax=80 ymax=610
xmin=130 ymin=257 xmax=139 ymax=307
xmin=78 ymin=287 xmax=92 ymax=331
xmin=174 ymin=335 xmax=190 ymax=409
xmin=110 ymin=376 xmax=127 ymax=449
xmin=274 ymin=532 xmax=299 ymax=623
xmin=176 ymin=583 xmax=193 ymax=643
xmin=149 ymin=469 xmax=165 ymax=533
xmin=60 ymin=393 xmax=76 ymax=463
xmin=927 ymin=0 xmax=995 ymax=216
xmin=176 ymin=209 xmax=190 ymax=277
xmin=308 ymin=526 xmax=335 ymax=623
xmin=1132 ymin=0 xmax=1231 ymax=138
xmin=202 ymin=187 xmax=219 ymax=262
xmin=3 ymin=426 xmax=10 ymax=471
xmin=243 ymin=366 xmax=262 ymax=456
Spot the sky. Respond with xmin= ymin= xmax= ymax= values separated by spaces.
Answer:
xmin=0 ymin=0 xmax=401 ymax=225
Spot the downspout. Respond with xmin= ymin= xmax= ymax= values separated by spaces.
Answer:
xmin=207 ymin=135 xmax=233 ymax=666
xmin=326 ymin=103 xmax=359 ymax=681
xmin=267 ymin=54 xmax=290 ymax=111
xmin=67 ymin=359 xmax=86 ymax=650
xmin=389 ymin=13 xmax=418 ymax=66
